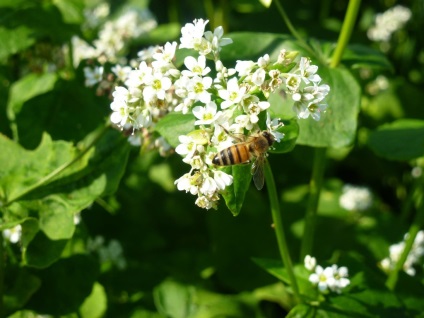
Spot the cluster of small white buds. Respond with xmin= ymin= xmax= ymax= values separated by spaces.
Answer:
xmin=305 ymin=255 xmax=351 ymax=294
xmin=380 ymin=230 xmax=424 ymax=276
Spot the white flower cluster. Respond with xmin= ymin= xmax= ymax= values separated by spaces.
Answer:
xmin=380 ymin=230 xmax=424 ymax=276
xmin=339 ymin=184 xmax=373 ymax=211
xmin=2 ymin=224 xmax=22 ymax=244
xmin=305 ymin=255 xmax=350 ymax=294
xmin=75 ymin=4 xmax=157 ymax=83
xmin=367 ymin=5 xmax=412 ymax=42
xmin=101 ymin=18 xmax=329 ymax=209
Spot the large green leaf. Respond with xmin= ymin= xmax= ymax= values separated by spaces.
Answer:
xmin=367 ymin=119 xmax=424 ymax=161
xmin=0 ymin=26 xmax=35 ymax=64
xmin=220 ymin=33 xmax=361 ymax=148
xmin=154 ymin=112 xmax=196 ymax=147
xmin=153 ymin=280 xmax=196 ymax=318
xmin=26 ymin=255 xmax=99 ymax=315
xmin=79 ymin=282 xmax=107 ymax=318
xmin=221 ymin=165 xmax=252 ymax=216
xmin=0 ymin=128 xmax=130 ymax=243
xmin=296 ymin=66 xmax=361 ymax=147
xmin=342 ymin=44 xmax=393 ymax=71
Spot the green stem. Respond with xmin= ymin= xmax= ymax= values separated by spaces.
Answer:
xmin=330 ymin=0 xmax=362 ymax=68
xmin=264 ymin=162 xmax=301 ymax=303
xmin=300 ymin=147 xmax=326 ymax=261
xmin=273 ymin=0 xmax=315 ymax=58
xmin=386 ymin=187 xmax=424 ymax=290
xmin=5 ymin=125 xmax=110 ymax=206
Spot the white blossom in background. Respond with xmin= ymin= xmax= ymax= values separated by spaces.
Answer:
xmin=380 ymin=231 xmax=424 ymax=276
xmin=3 ymin=224 xmax=22 ymax=244
xmin=339 ymin=184 xmax=373 ymax=211
xmin=367 ymin=5 xmax=412 ymax=42
xmin=70 ymin=6 xmax=157 ymax=67
xmin=305 ymin=255 xmax=350 ymax=294
xmin=87 ymin=235 xmax=127 ymax=270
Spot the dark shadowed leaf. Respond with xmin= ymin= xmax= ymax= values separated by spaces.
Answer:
xmin=367 ymin=119 xmax=424 ymax=161
xmin=26 ymin=255 xmax=99 ymax=315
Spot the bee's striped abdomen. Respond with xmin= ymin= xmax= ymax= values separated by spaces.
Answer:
xmin=213 ymin=144 xmax=250 ymax=166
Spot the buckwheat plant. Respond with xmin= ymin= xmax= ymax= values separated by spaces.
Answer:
xmin=114 ymin=18 xmax=328 ymax=210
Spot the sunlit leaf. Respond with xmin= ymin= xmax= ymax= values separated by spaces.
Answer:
xmin=0 ymin=26 xmax=35 ymax=63
xmin=155 ymin=112 xmax=196 ymax=147
xmin=79 ymin=282 xmax=107 ymax=318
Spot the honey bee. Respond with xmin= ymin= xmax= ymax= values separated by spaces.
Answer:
xmin=212 ymin=130 xmax=275 ymax=190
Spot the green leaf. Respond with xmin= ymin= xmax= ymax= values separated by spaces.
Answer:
xmin=153 ymin=280 xmax=196 ymax=318
xmin=23 ymin=231 xmax=68 ymax=268
xmin=259 ymin=0 xmax=273 ymax=8
xmin=221 ymin=165 xmax=252 ymax=216
xmin=52 ymin=0 xmax=84 ymax=24
xmin=155 ymin=112 xmax=196 ymax=148
xmin=3 ymin=268 xmax=41 ymax=316
xmin=219 ymin=33 xmax=360 ymax=148
xmin=269 ymin=118 xmax=299 ymax=154
xmin=0 ymin=26 xmax=35 ymax=64
xmin=296 ymin=66 xmax=361 ymax=148
xmin=79 ymin=282 xmax=107 ymax=318
xmin=367 ymin=119 xmax=424 ymax=161
xmin=26 ymin=255 xmax=99 ymax=315
xmin=136 ymin=23 xmax=181 ymax=44
xmin=38 ymin=196 xmax=75 ymax=240
xmin=342 ymin=44 xmax=393 ymax=71
xmin=7 ymin=73 xmax=58 ymax=121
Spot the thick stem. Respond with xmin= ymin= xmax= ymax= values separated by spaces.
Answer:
xmin=264 ymin=162 xmax=301 ymax=303
xmin=300 ymin=147 xmax=326 ymax=260
xmin=330 ymin=0 xmax=362 ymax=68
xmin=6 ymin=125 xmax=110 ymax=206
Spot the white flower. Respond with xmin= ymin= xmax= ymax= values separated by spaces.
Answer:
xmin=187 ymin=76 xmax=213 ymax=103
xmin=84 ymin=66 xmax=104 ymax=87
xmin=195 ymin=195 xmax=216 ymax=210
xmin=339 ymin=184 xmax=373 ymax=211
xmin=367 ymin=5 xmax=412 ymax=42
xmin=308 ymin=258 xmax=350 ymax=294
xmin=298 ymin=57 xmax=321 ymax=84
xmin=153 ymin=41 xmax=178 ymax=65
xmin=175 ymin=135 xmax=197 ymax=158
xmin=3 ymin=224 xmax=22 ymax=244
xmin=266 ymin=113 xmax=284 ymax=143
xmin=235 ymin=60 xmax=256 ymax=77
xmin=246 ymin=100 xmax=270 ymax=124
xmin=309 ymin=265 xmax=335 ymax=293
xmin=180 ymin=18 xmax=209 ymax=50
xmin=125 ymin=61 xmax=153 ymax=87
xmin=213 ymin=170 xmax=233 ymax=190
xmin=252 ymin=68 xmax=266 ymax=86
xmin=330 ymin=265 xmax=350 ymax=294
xmin=218 ymin=77 xmax=247 ymax=109
xmin=111 ymin=64 xmax=132 ymax=82
xmin=182 ymin=55 xmax=211 ymax=77
xmin=200 ymin=175 xmax=217 ymax=195
xmin=203 ymin=26 xmax=233 ymax=51
xmin=193 ymin=101 xmax=219 ymax=125
xmin=143 ymin=72 xmax=172 ymax=101
xmin=304 ymin=255 xmax=317 ymax=271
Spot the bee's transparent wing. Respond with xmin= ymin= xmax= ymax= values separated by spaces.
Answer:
xmin=251 ymin=155 xmax=265 ymax=190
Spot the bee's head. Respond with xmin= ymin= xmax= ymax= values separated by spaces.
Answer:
xmin=263 ymin=131 xmax=275 ymax=146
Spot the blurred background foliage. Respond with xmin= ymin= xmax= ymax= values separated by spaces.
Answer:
xmin=1 ymin=0 xmax=424 ymax=317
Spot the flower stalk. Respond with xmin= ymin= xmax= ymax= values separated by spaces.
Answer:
xmin=300 ymin=147 xmax=326 ymax=260
xmin=264 ymin=161 xmax=301 ymax=303
xmin=386 ymin=187 xmax=424 ymax=290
